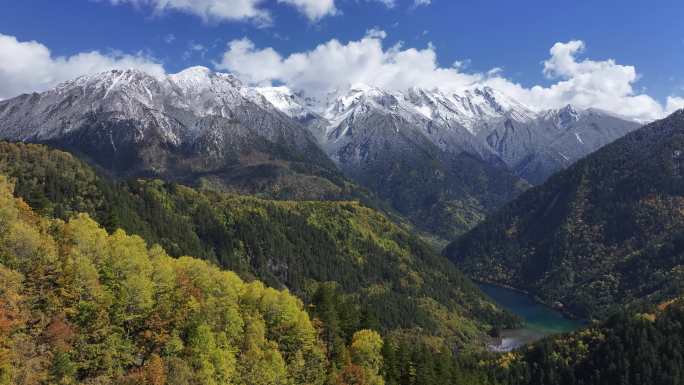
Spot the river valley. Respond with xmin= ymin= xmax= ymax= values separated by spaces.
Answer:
xmin=480 ymin=283 xmax=585 ymax=351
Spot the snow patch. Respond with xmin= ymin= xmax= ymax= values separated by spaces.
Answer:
xmin=415 ymin=105 xmax=433 ymax=119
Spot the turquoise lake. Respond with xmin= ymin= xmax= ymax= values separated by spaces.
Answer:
xmin=479 ymin=283 xmax=585 ymax=351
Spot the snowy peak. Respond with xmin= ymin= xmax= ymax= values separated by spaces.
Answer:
xmin=168 ymin=66 xmax=243 ymax=95
xmin=558 ymin=104 xmax=580 ymax=126
xmin=547 ymin=104 xmax=582 ymax=128
xmin=318 ymin=84 xmax=537 ymax=138
xmin=254 ymin=86 xmax=319 ymax=120
xmin=0 ymin=67 xmax=317 ymax=147
xmin=326 ymin=84 xmax=401 ymax=116
xmin=170 ymin=66 xmax=216 ymax=84
xmin=51 ymin=68 xmax=163 ymax=107
xmin=404 ymin=86 xmax=536 ymax=132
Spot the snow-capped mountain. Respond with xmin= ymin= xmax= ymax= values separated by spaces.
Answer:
xmin=318 ymin=84 xmax=522 ymax=163
xmin=0 ymin=66 xmax=316 ymax=145
xmin=258 ymin=83 xmax=639 ymax=185
xmin=0 ymin=67 xmax=641 ymax=240
xmin=484 ymin=105 xmax=641 ymax=183
xmin=254 ymin=86 xmax=319 ymax=121
xmin=245 ymin=82 xmax=638 ymax=239
xmin=0 ymin=67 xmax=336 ymax=197
xmin=294 ymin=83 xmax=530 ymax=240
xmin=318 ymin=84 xmax=535 ymax=139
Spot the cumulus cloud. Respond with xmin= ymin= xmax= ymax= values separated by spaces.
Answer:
xmin=483 ymin=40 xmax=668 ymax=121
xmin=108 ymin=0 xmax=270 ymax=23
xmin=0 ymin=34 xmax=165 ymax=100
xmin=277 ymin=0 xmax=337 ymax=20
xmin=217 ymin=32 xmax=678 ymax=121
xmin=2 ymin=30 xmax=680 ymax=121
xmin=106 ymin=0 xmax=337 ymax=23
xmin=372 ymin=0 xmax=396 ymax=8
xmin=667 ymin=96 xmax=684 ymax=114
xmin=216 ymin=30 xmax=482 ymax=99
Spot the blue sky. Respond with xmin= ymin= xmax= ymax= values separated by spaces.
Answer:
xmin=1 ymin=0 xmax=683 ymax=119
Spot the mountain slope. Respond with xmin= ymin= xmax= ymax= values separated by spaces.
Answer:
xmin=258 ymin=84 xmax=637 ymax=242
xmin=0 ymin=67 xmax=354 ymax=201
xmin=488 ymin=299 xmax=684 ymax=385
xmin=2 ymin=145 xmax=680 ymax=385
xmin=316 ymin=85 xmax=530 ymax=241
xmin=0 ymin=141 xmax=519 ymax=347
xmin=484 ymin=105 xmax=641 ymax=184
xmin=445 ymin=110 xmax=684 ymax=318
xmin=0 ymin=173 xmax=332 ymax=385
xmin=0 ymin=70 xmax=637 ymax=244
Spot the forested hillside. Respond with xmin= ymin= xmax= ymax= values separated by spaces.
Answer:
xmin=5 ymin=157 xmax=681 ymax=385
xmin=383 ymin=298 xmax=684 ymax=385
xmin=0 ymin=141 xmax=518 ymax=349
xmin=488 ymin=299 xmax=684 ymax=385
xmin=446 ymin=110 xmax=684 ymax=319
xmin=0 ymin=174 xmax=394 ymax=384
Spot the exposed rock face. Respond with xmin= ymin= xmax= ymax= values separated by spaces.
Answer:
xmin=0 ymin=68 xmax=640 ymax=240
xmin=445 ymin=110 xmax=684 ymax=318
xmin=260 ymin=84 xmax=640 ymax=184
xmin=0 ymin=67 xmax=339 ymax=199
xmin=273 ymin=84 xmax=638 ymax=239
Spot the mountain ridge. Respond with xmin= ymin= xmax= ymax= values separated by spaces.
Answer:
xmin=445 ymin=109 xmax=684 ymax=318
xmin=0 ymin=140 xmax=519 ymax=348
xmin=0 ymin=67 xmax=640 ymax=241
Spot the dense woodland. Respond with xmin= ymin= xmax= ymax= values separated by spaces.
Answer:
xmin=0 ymin=141 xmax=518 ymax=349
xmin=3 ymin=164 xmax=682 ymax=385
xmin=490 ymin=300 xmax=684 ymax=385
xmin=0 ymin=174 xmax=391 ymax=384
xmin=447 ymin=111 xmax=684 ymax=319
xmin=1 ymin=138 xmax=684 ymax=384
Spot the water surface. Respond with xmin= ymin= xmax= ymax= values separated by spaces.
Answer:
xmin=480 ymin=283 xmax=584 ymax=351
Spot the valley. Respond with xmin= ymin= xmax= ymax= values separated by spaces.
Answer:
xmin=447 ymin=110 xmax=684 ymax=320
xmin=0 ymin=68 xmax=639 ymax=243
xmin=0 ymin=66 xmax=681 ymax=385
xmin=479 ymin=283 xmax=584 ymax=352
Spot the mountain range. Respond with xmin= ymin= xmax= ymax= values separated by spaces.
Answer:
xmin=0 ymin=67 xmax=348 ymax=201
xmin=3 ymin=139 xmax=682 ymax=385
xmin=446 ymin=110 xmax=684 ymax=319
xmin=0 ymin=67 xmax=639 ymax=240
xmin=257 ymin=81 xmax=639 ymax=184
xmin=1 ymin=67 xmax=683 ymax=385
xmin=0 ymin=140 xmax=519 ymax=347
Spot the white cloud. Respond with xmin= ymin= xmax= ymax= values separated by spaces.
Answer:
xmin=487 ymin=67 xmax=503 ymax=77
xmin=453 ymin=58 xmax=471 ymax=70
xmin=216 ymin=38 xmax=285 ymax=83
xmin=106 ymin=0 xmax=338 ymax=23
xmin=372 ymin=0 xmax=396 ymax=8
xmin=0 ymin=34 xmax=165 ymax=100
xmin=108 ymin=0 xmax=270 ymax=23
xmin=277 ymin=0 xmax=337 ymax=21
xmin=365 ymin=27 xmax=387 ymax=39
xmin=667 ymin=96 xmax=684 ymax=115
xmin=484 ymin=40 xmax=668 ymax=121
xmin=217 ymin=32 xmax=677 ymax=121
xmin=182 ymin=41 xmax=209 ymax=60
xmin=413 ymin=0 xmax=431 ymax=7
xmin=216 ymin=30 xmax=482 ymax=99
